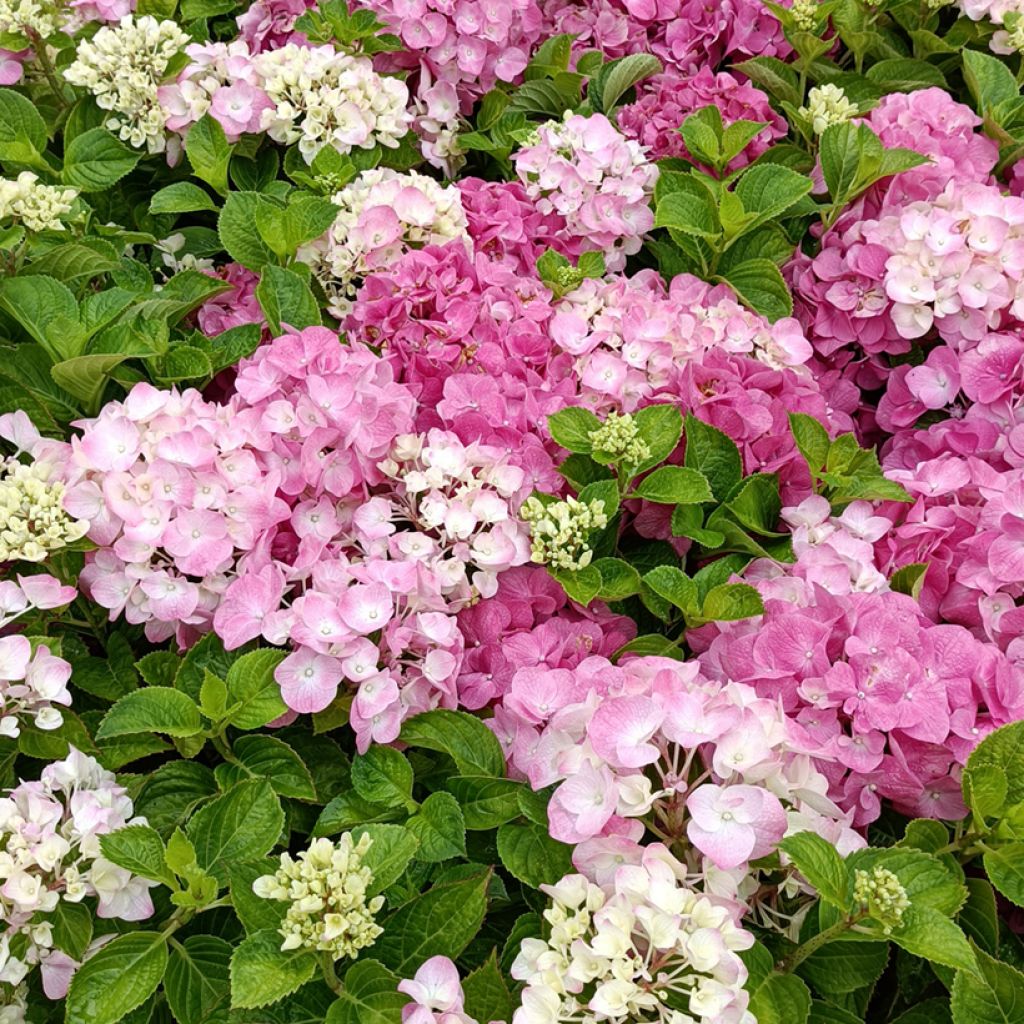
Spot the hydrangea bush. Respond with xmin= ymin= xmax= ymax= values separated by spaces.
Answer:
xmin=4 ymin=2 xmax=1024 ymax=1024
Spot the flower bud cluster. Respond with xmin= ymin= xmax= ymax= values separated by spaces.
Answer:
xmin=0 ymin=174 xmax=77 ymax=233
xmin=0 ymin=0 xmax=61 ymax=38
xmin=520 ymin=495 xmax=609 ymax=572
xmin=799 ymin=84 xmax=857 ymax=135
xmin=253 ymin=833 xmax=384 ymax=959
xmin=587 ymin=412 xmax=650 ymax=466
xmin=0 ymin=455 xmax=88 ymax=563
xmin=852 ymin=866 xmax=909 ymax=934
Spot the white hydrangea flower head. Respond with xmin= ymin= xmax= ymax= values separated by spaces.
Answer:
xmin=63 ymin=15 xmax=191 ymax=153
xmin=251 ymin=44 xmax=411 ymax=164
xmin=253 ymin=832 xmax=385 ymax=959
xmin=520 ymin=494 xmax=609 ymax=572
xmin=0 ymin=0 xmax=61 ymax=38
xmin=798 ymin=84 xmax=858 ymax=135
xmin=0 ymin=174 xmax=77 ymax=233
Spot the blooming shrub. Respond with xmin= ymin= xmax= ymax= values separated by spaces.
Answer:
xmin=4 ymin=2 xmax=1024 ymax=1023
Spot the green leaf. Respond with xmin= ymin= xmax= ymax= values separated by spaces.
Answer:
xmin=407 ymin=791 xmax=466 ymax=863
xmin=374 ymin=870 xmax=490 ymax=974
xmin=633 ymin=465 xmax=713 ymax=504
xmin=225 ymin=649 xmax=288 ymax=730
xmin=552 ymin=564 xmax=602 ymax=606
xmin=446 ymin=776 xmax=523 ymax=829
xmin=186 ymin=114 xmax=234 ymax=196
xmin=848 ymin=847 xmax=966 ymax=916
xmin=701 ymin=582 xmax=764 ymax=622
xmin=964 ymin=721 xmax=1024 ymax=815
xmin=62 ymin=128 xmax=141 ymax=191
xmin=642 ymin=564 xmax=698 ymax=614
xmin=733 ymin=56 xmax=802 ymax=106
xmin=960 ymin=878 xmax=1000 ymax=955
xmin=593 ymin=556 xmax=642 ymax=601
xmin=595 ymin=52 xmax=662 ymax=112
xmin=0 ymin=87 xmax=47 ymax=163
xmin=400 ymin=709 xmax=506 ymax=777
xmin=722 ymin=258 xmax=793 ymax=321
xmin=351 ymin=746 xmax=415 ymax=809
xmin=46 ymin=900 xmax=93 ymax=961
xmin=866 ymin=57 xmax=947 ymax=92
xmin=891 ymin=905 xmax=977 ymax=974
xmin=256 ymin=265 xmax=321 ymax=333
xmin=789 ymin=412 xmax=830 ymax=477
xmin=228 ymin=858 xmax=286 ymax=935
xmin=547 ymin=406 xmax=601 ymax=452
xmin=779 ymin=831 xmax=850 ymax=909
xmin=353 ymin=823 xmax=420 ymax=894
xmin=326 ymin=960 xmax=406 ymax=1024
xmin=255 ymin=192 xmax=338 ymax=258
xmin=963 ymin=48 xmax=1020 ymax=111
xmin=24 ymin=239 xmax=121 ymax=283
xmin=0 ymin=274 xmax=79 ymax=360
xmin=462 ymin=953 xmax=515 ymax=1024
xmin=229 ymin=929 xmax=316 ymax=1010
xmin=66 ymin=933 xmax=168 ymax=1024
xmin=150 ymin=181 xmax=217 ymax=215
xmin=951 ymin=946 xmax=1024 ymax=1023
xmin=314 ymin=791 xmax=399 ymax=836
xmin=984 ymin=845 xmax=1024 ymax=907
xmin=809 ymin=1002 xmax=866 ymax=1024
xmin=99 ymin=824 xmax=176 ymax=889
xmin=233 ymin=734 xmax=317 ymax=801
xmin=218 ymin=192 xmax=274 ymax=270
xmin=165 ymin=935 xmax=231 ymax=1024
xmin=632 ymin=403 xmax=683 ymax=471
xmin=497 ymin=820 xmax=573 ymax=888
xmin=891 ymin=999 xmax=951 ymax=1024
xmin=654 ymin=178 xmax=721 ymax=239
xmin=96 ymin=687 xmax=204 ymax=739
xmin=133 ymin=761 xmax=217 ymax=836
xmin=186 ymin=779 xmax=284 ymax=883
xmin=798 ymin=940 xmax=888 ymax=995
xmin=733 ymin=163 xmax=814 ymax=231
xmin=748 ymin=972 xmax=812 ymax=1024
xmin=684 ymin=414 xmax=743 ymax=501
xmin=819 ymin=122 xmax=866 ymax=206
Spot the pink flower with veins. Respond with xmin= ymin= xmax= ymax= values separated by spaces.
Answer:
xmin=686 ymin=783 xmax=788 ymax=870
xmin=276 ymin=648 xmax=344 ymax=713
xmin=587 ymin=695 xmax=664 ymax=768
xmin=209 ymin=80 xmax=273 ymax=139
xmin=547 ymin=759 xmax=619 ymax=843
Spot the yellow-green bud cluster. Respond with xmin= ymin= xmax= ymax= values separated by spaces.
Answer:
xmin=521 ymin=495 xmax=609 ymax=571
xmin=252 ymin=833 xmax=384 ymax=960
xmin=798 ymin=84 xmax=858 ymax=136
xmin=0 ymin=173 xmax=77 ymax=233
xmin=852 ymin=866 xmax=910 ymax=935
xmin=588 ymin=412 xmax=651 ymax=466
xmin=0 ymin=458 xmax=89 ymax=562
xmin=790 ymin=0 xmax=820 ymax=30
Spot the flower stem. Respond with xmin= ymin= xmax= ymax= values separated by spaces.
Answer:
xmin=778 ymin=914 xmax=860 ymax=973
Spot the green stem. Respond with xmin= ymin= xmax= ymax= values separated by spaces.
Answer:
xmin=319 ymin=954 xmax=344 ymax=996
xmin=27 ymin=31 xmax=69 ymax=110
xmin=778 ymin=914 xmax=861 ymax=973
xmin=210 ymin=733 xmax=241 ymax=765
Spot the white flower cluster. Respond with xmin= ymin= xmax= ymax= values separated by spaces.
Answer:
xmin=63 ymin=15 xmax=191 ymax=153
xmin=798 ymin=84 xmax=858 ymax=135
xmin=0 ymin=174 xmax=76 ymax=233
xmin=0 ymin=636 xmax=72 ymax=739
xmin=520 ymin=494 xmax=609 ymax=572
xmin=300 ymin=167 xmax=467 ymax=316
xmin=852 ymin=866 xmax=910 ymax=935
xmin=253 ymin=833 xmax=384 ymax=959
xmin=0 ymin=0 xmax=60 ymax=38
xmin=0 ymin=455 xmax=89 ymax=562
xmin=251 ymin=44 xmax=411 ymax=163
xmin=0 ymin=749 xmax=155 ymax=1002
xmin=511 ymin=852 xmax=755 ymax=1024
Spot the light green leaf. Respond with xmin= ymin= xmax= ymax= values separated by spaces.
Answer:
xmin=186 ymin=114 xmax=233 ymax=196
xmin=951 ymin=946 xmax=1024 ymax=1023
xmin=150 ymin=182 xmax=217 ymax=215
xmin=256 ymin=265 xmax=321 ymax=333
xmin=400 ymin=709 xmax=506 ymax=777
xmin=218 ymin=191 xmax=274 ymax=269
xmin=633 ymin=465 xmax=713 ymax=504
xmin=229 ymin=929 xmax=316 ymax=1010
xmin=547 ymin=406 xmax=601 ymax=452
xmin=326 ymin=960 xmax=405 ymax=1024
xmin=684 ymin=414 xmax=742 ymax=501
xmin=96 ymin=687 xmax=204 ymax=739
xmin=62 ymin=128 xmax=141 ymax=191
xmin=984 ymin=845 xmax=1024 ymax=907
xmin=353 ymin=823 xmax=420 ymax=894
xmin=891 ymin=905 xmax=976 ymax=974
xmin=165 ymin=935 xmax=231 ymax=1024
xmin=233 ymin=734 xmax=317 ymax=801
xmin=497 ymin=820 xmax=573 ymax=888
xmin=748 ymin=972 xmax=811 ymax=1024
xmin=66 ymin=933 xmax=168 ymax=1024
xmin=779 ymin=831 xmax=850 ymax=910
xmin=225 ymin=649 xmax=288 ymax=730
xmin=351 ymin=746 xmax=415 ymax=809
xmin=722 ymin=258 xmax=793 ymax=322
xmin=186 ymin=779 xmax=284 ymax=883
xmin=99 ymin=824 xmax=176 ymax=889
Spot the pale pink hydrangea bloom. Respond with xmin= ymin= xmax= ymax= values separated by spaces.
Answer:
xmin=0 ymin=637 xmax=72 ymax=739
xmin=513 ymin=112 xmax=659 ymax=272
xmin=399 ymin=956 xmax=501 ymax=1024
xmin=0 ymin=749 xmax=156 ymax=1001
